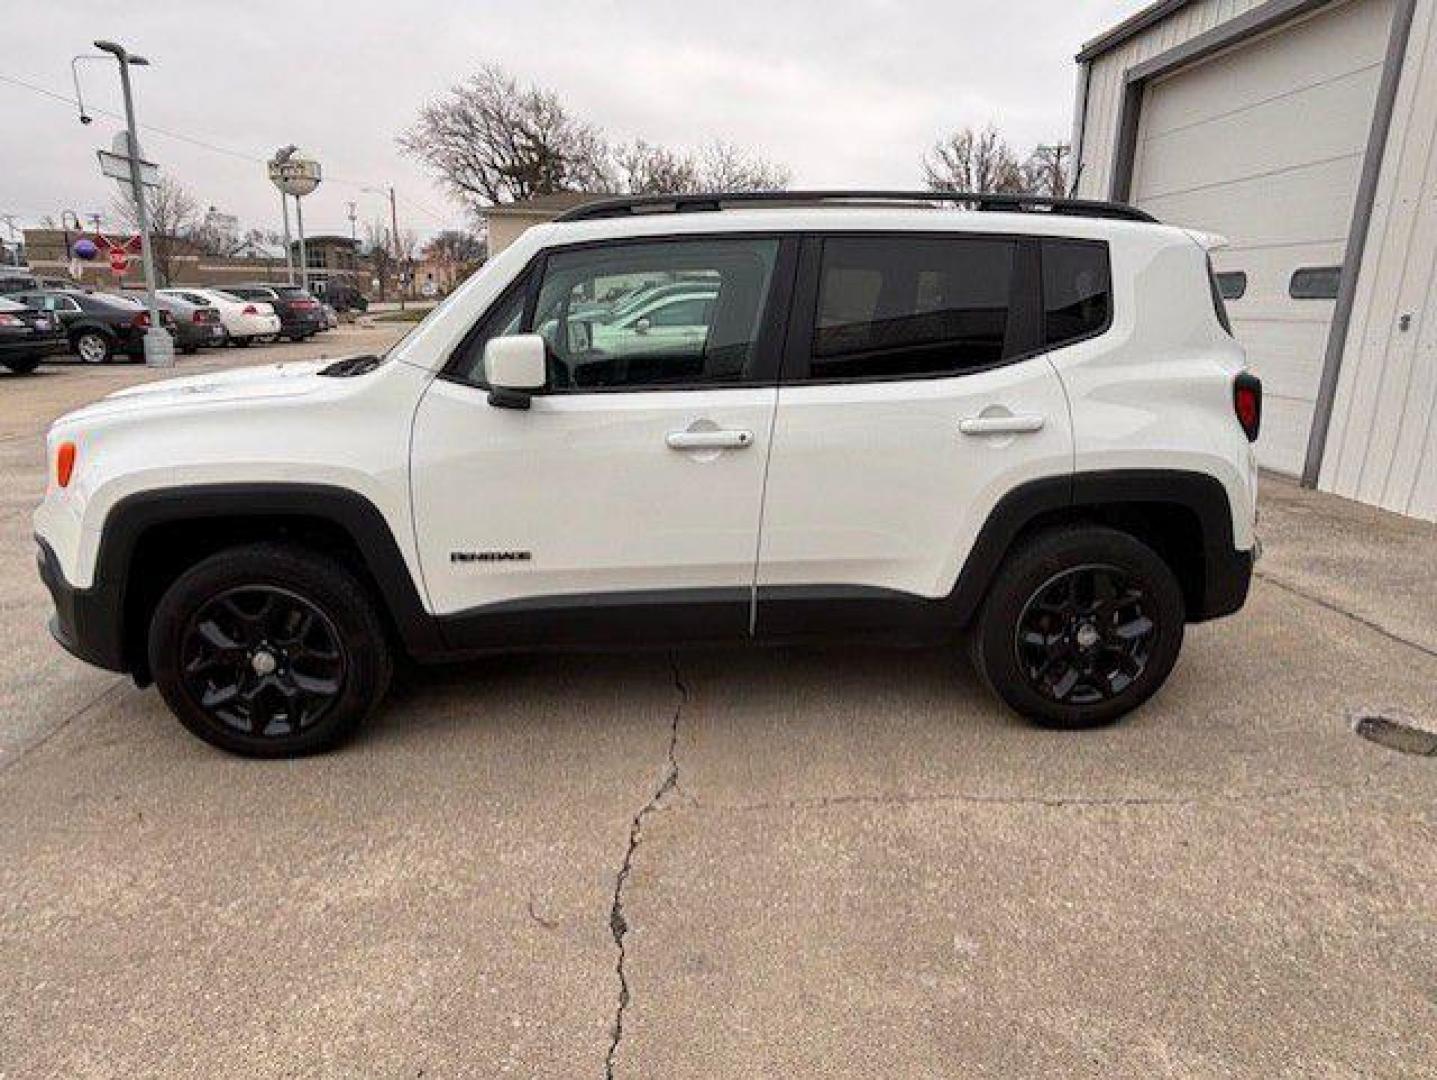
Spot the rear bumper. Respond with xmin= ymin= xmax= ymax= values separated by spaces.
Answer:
xmin=1193 ymin=543 xmax=1254 ymax=623
xmin=36 ymin=536 xmax=127 ymax=673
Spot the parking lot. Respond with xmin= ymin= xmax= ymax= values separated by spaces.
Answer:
xmin=2 ymin=330 xmax=1434 ymax=1077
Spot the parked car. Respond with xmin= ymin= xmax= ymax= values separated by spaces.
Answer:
xmin=159 ymin=287 xmax=281 ymax=347
xmin=34 ymin=190 xmax=1261 ymax=757
xmin=322 ymin=277 xmax=369 ymax=313
xmin=130 ymin=292 xmax=225 ymax=354
xmin=16 ymin=289 xmax=175 ymax=363
xmin=0 ymin=270 xmax=40 ymax=296
xmin=0 ymin=296 xmax=66 ymax=374
xmin=226 ymin=284 xmax=325 ymax=341
xmin=320 ymin=302 xmax=339 ymax=330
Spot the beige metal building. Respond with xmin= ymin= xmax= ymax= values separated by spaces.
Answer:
xmin=1071 ymin=0 xmax=1435 ymax=521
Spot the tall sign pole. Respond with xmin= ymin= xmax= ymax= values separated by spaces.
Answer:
xmin=279 ymin=191 xmax=295 ymax=284
xmin=94 ymin=40 xmax=172 ymax=367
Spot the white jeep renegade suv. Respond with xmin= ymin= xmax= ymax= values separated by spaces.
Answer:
xmin=34 ymin=192 xmax=1261 ymax=757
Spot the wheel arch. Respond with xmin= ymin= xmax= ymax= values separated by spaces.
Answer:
xmin=98 ymin=484 xmax=441 ymax=682
xmin=951 ymin=469 xmax=1251 ymax=625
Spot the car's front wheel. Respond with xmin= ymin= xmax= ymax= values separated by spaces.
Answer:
xmin=148 ymin=543 xmax=393 ymax=757
xmin=970 ymin=526 xmax=1185 ymax=729
xmin=72 ymin=330 xmax=113 ymax=364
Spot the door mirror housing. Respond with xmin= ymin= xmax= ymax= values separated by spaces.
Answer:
xmin=633 ymin=316 xmax=651 ymax=336
xmin=483 ymin=334 xmax=546 ymax=409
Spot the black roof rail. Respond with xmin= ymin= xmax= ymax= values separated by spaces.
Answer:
xmin=553 ymin=189 xmax=1159 ymax=225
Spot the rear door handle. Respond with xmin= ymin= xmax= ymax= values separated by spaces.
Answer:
xmin=666 ymin=429 xmax=755 ymax=450
xmin=958 ymin=414 xmax=1046 ymax=435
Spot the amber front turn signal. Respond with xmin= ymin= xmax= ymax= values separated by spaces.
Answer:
xmin=56 ymin=442 xmax=76 ymax=488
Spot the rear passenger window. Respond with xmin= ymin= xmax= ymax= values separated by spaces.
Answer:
xmin=1042 ymin=239 xmax=1110 ymax=347
xmin=810 ymin=236 xmax=1017 ymax=380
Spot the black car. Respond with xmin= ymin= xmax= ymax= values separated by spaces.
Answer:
xmin=322 ymin=277 xmax=369 ymax=313
xmin=0 ymin=296 xmax=66 ymax=374
xmin=16 ymin=290 xmax=176 ymax=364
xmin=227 ymin=284 xmax=326 ymax=341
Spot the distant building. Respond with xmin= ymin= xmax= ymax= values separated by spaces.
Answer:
xmin=484 ymin=193 xmax=613 ymax=254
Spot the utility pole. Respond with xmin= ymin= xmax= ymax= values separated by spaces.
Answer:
xmin=347 ymin=200 xmax=357 ymax=244
xmin=388 ymin=186 xmax=404 ymax=311
xmin=93 ymin=40 xmax=170 ymax=367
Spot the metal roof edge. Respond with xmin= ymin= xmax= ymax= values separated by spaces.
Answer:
xmin=1076 ymin=0 xmax=1195 ymax=62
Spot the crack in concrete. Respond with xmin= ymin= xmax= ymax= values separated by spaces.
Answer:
xmin=604 ymin=652 xmax=686 ymax=1080
xmin=0 ymin=678 xmax=126 ymax=778
xmin=1255 ymin=570 xmax=1437 ymax=662
xmin=700 ymin=768 xmax=1400 ymax=817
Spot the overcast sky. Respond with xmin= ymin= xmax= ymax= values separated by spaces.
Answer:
xmin=1 ymin=1 xmax=1144 ymax=243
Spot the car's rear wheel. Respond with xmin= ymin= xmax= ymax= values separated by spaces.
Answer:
xmin=148 ymin=543 xmax=392 ymax=757
xmin=73 ymin=330 xmax=113 ymax=364
xmin=231 ymin=335 xmax=252 ymax=348
xmin=970 ymin=526 xmax=1185 ymax=729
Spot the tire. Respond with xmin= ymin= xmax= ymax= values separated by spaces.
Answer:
xmin=969 ymin=526 xmax=1185 ymax=729
xmin=2 ymin=356 xmax=43 ymax=375
xmin=148 ymin=543 xmax=393 ymax=757
xmin=72 ymin=330 xmax=113 ymax=364
xmin=231 ymin=335 xmax=252 ymax=348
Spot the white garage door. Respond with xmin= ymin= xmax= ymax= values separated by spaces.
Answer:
xmin=1130 ymin=0 xmax=1394 ymax=474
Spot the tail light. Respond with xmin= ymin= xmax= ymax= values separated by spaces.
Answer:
xmin=131 ymin=311 xmax=151 ymax=329
xmin=242 ymin=304 xmax=258 ymax=315
xmin=1234 ymin=372 xmax=1262 ymax=442
xmin=292 ymin=298 xmax=319 ymax=310
xmin=192 ymin=310 xmax=205 ymax=324
xmin=0 ymin=314 xmax=22 ymax=327
xmin=56 ymin=441 xmax=77 ymax=488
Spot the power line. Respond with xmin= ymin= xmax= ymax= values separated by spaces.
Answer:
xmin=0 ymin=69 xmax=468 ymax=229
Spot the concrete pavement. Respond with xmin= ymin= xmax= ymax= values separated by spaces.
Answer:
xmin=1 ymin=336 xmax=1433 ymax=1077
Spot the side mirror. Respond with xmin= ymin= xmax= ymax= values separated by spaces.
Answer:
xmin=483 ymin=334 xmax=546 ymax=409
xmin=633 ymin=316 xmax=651 ymax=336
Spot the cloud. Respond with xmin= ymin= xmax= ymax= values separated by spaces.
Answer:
xmin=1 ymin=0 xmax=1143 ymax=237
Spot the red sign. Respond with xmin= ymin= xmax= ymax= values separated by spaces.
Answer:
xmin=109 ymin=249 xmax=129 ymax=273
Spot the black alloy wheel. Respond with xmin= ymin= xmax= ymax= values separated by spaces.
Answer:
xmin=970 ymin=526 xmax=1185 ymax=729
xmin=1015 ymin=564 xmax=1156 ymax=706
xmin=149 ymin=543 xmax=392 ymax=756
xmin=179 ymin=586 xmax=347 ymax=738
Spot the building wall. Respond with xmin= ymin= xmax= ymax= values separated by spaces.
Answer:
xmin=1319 ymin=0 xmax=1437 ymax=518
xmin=1074 ymin=0 xmax=1270 ymax=200
xmin=486 ymin=211 xmax=553 ymax=256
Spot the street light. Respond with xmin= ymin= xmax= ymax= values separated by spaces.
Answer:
xmin=82 ymin=39 xmax=170 ymax=366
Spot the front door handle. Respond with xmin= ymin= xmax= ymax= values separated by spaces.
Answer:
xmin=958 ymin=414 xmax=1046 ymax=435
xmin=666 ymin=429 xmax=755 ymax=450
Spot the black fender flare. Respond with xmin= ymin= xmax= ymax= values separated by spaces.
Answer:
xmin=948 ymin=468 xmax=1248 ymax=623
xmin=95 ymin=483 xmax=443 ymax=660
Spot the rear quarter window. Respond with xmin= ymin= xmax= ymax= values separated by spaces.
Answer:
xmin=1041 ymin=239 xmax=1111 ymax=348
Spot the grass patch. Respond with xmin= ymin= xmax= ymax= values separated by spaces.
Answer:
xmin=373 ymin=308 xmax=429 ymax=323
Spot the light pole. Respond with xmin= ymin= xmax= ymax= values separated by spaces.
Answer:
xmin=91 ymin=40 xmax=170 ymax=366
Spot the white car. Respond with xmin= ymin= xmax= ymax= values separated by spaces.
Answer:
xmin=35 ymin=191 xmax=1260 ymax=757
xmin=158 ymin=287 xmax=280 ymax=346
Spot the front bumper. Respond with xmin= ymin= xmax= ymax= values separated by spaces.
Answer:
xmin=36 ymin=536 xmax=127 ymax=673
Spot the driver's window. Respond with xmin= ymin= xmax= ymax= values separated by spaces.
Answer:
xmin=532 ymin=238 xmax=778 ymax=391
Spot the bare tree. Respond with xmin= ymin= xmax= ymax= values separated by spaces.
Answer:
xmin=109 ymin=175 xmax=201 ymax=285
xmin=696 ymin=141 xmax=791 ymax=191
xmin=923 ymin=125 xmax=1024 ymax=195
xmin=398 ymin=64 xmax=612 ymax=213
xmin=1022 ymin=143 xmax=1071 ymax=197
xmin=422 ymin=228 xmax=487 ymax=266
xmin=615 ymin=139 xmax=702 ymax=195
xmin=364 ymin=218 xmax=395 ymax=299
